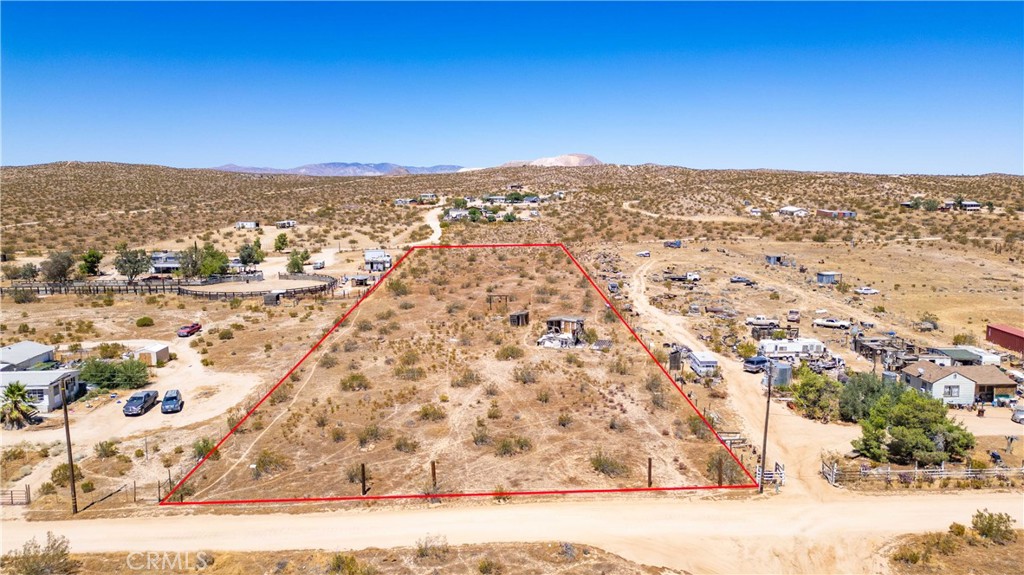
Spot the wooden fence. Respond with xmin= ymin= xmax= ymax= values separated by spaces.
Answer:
xmin=821 ymin=461 xmax=1024 ymax=487
xmin=0 ymin=485 xmax=31 ymax=505
xmin=0 ymin=272 xmax=264 ymax=297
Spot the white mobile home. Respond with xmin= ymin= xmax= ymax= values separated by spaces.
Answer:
xmin=0 ymin=369 xmax=82 ymax=413
xmin=275 ymin=220 xmax=297 ymax=229
xmin=0 ymin=341 xmax=55 ymax=370
xmin=235 ymin=220 xmax=260 ymax=230
xmin=689 ymin=351 xmax=719 ymax=376
xmin=757 ymin=338 xmax=826 ymax=359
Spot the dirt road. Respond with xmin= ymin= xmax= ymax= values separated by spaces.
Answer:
xmin=628 ymin=260 xmax=859 ymax=500
xmin=3 ymin=493 xmax=1021 ymax=573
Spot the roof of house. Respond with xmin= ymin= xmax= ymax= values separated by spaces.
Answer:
xmin=0 ymin=369 xmax=79 ymax=389
xmin=363 ymin=249 xmax=390 ymax=260
xmin=547 ymin=316 xmax=585 ymax=323
xmin=933 ymin=348 xmax=981 ymax=363
xmin=0 ymin=341 xmax=54 ymax=366
xmin=901 ymin=361 xmax=1014 ymax=386
xmin=691 ymin=351 xmax=718 ymax=363
xmin=989 ymin=324 xmax=1024 ymax=338
xmin=136 ymin=343 xmax=169 ymax=353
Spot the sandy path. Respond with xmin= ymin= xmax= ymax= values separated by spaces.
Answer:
xmin=3 ymin=493 xmax=1021 ymax=573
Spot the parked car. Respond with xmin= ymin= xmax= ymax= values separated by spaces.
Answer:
xmin=787 ymin=309 xmax=801 ymax=323
xmin=745 ymin=315 xmax=779 ymax=328
xmin=123 ymin=391 xmax=158 ymax=416
xmin=636 ymin=251 xmax=651 ymax=258
xmin=312 ymin=260 xmax=325 ymax=270
xmin=730 ymin=276 xmax=751 ymax=284
xmin=1012 ymin=406 xmax=1024 ymax=424
xmin=854 ymin=286 xmax=880 ymax=295
xmin=813 ymin=317 xmax=852 ymax=329
xmin=177 ymin=323 xmax=202 ymax=337
xmin=743 ymin=355 xmax=770 ymax=373
xmin=161 ymin=389 xmax=184 ymax=414
xmin=663 ymin=240 xmax=682 ymax=248
xmin=685 ymin=272 xmax=701 ymax=281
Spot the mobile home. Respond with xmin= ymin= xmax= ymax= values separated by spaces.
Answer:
xmin=757 ymin=338 xmax=826 ymax=359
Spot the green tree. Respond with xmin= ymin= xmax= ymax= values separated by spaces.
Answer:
xmin=179 ymin=243 xmax=228 ymax=278
xmin=78 ymin=249 xmax=104 ymax=276
xmin=286 ymin=249 xmax=309 ymax=273
xmin=1 ymin=382 xmax=35 ymax=429
xmin=238 ymin=240 xmax=265 ymax=266
xmin=838 ymin=372 xmax=904 ymax=423
xmin=852 ymin=389 xmax=974 ymax=464
xmin=112 ymin=244 xmax=150 ymax=282
xmin=39 ymin=251 xmax=75 ymax=283
xmin=922 ymin=198 xmax=940 ymax=212
xmin=736 ymin=341 xmax=758 ymax=359
xmin=0 ymin=531 xmax=82 ymax=575
xmin=274 ymin=233 xmax=289 ymax=252
xmin=791 ymin=366 xmax=841 ymax=423
xmin=952 ymin=333 xmax=977 ymax=346
xmin=79 ymin=358 xmax=149 ymax=389
xmin=502 ymin=212 xmax=517 ymax=222
xmin=452 ymin=198 xmax=468 ymax=209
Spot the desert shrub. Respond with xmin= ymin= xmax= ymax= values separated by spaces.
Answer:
xmin=356 ymin=319 xmax=373 ymax=332
xmin=398 ymin=301 xmax=415 ymax=310
xmin=327 ymin=553 xmax=377 ymax=575
xmin=705 ymin=452 xmax=745 ymax=485
xmin=314 ymin=411 xmax=329 ymax=428
xmin=10 ymin=289 xmax=39 ymax=304
xmin=92 ymin=437 xmax=117 ymax=456
xmin=2 ymin=447 xmax=25 ymax=462
xmin=688 ymin=415 xmax=711 ymax=439
xmin=890 ymin=544 xmax=921 ymax=564
xmin=451 ymin=370 xmax=481 ymax=388
xmin=357 ymin=424 xmax=387 ymax=447
xmin=251 ymin=449 xmax=287 ymax=479
xmin=495 ymin=435 xmax=532 ymax=457
xmin=495 ymin=345 xmax=524 ymax=360
xmin=331 ymin=426 xmax=346 ymax=443
xmin=418 ymin=403 xmax=446 ymax=421
xmin=949 ymin=522 xmax=967 ymax=537
xmin=394 ymin=366 xmax=426 ymax=381
xmin=536 ymin=389 xmax=550 ymax=403
xmin=135 ymin=316 xmax=154 ymax=327
xmin=192 ymin=437 xmax=219 ymax=460
xmin=590 ymin=450 xmax=628 ymax=477
xmin=49 ymin=463 xmax=84 ymax=488
xmin=0 ymin=532 xmax=82 ymax=575
xmin=319 ymin=354 xmax=338 ymax=369
xmin=340 ymin=373 xmax=371 ymax=391
xmin=386 ymin=278 xmax=410 ymax=297
xmin=487 ymin=401 xmax=502 ymax=419
xmin=512 ymin=365 xmax=537 ymax=384
xmin=415 ymin=534 xmax=449 ymax=560
xmin=557 ymin=413 xmax=573 ymax=428
xmin=478 ymin=558 xmax=504 ymax=574
xmin=472 ymin=420 xmax=492 ymax=445
xmin=80 ymin=481 xmax=95 ymax=493
xmin=972 ymin=508 xmax=1017 ymax=544
xmin=345 ymin=464 xmax=371 ymax=483
xmin=37 ymin=482 xmax=57 ymax=496
xmin=218 ymin=329 xmax=234 ymax=340
xmin=394 ymin=436 xmax=420 ymax=453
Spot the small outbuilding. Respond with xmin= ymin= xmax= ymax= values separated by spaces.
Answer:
xmin=235 ymin=221 xmax=261 ymax=230
xmin=133 ymin=344 xmax=170 ymax=367
xmin=509 ymin=310 xmax=530 ymax=327
xmin=264 ymin=289 xmax=286 ymax=306
xmin=986 ymin=324 xmax=1024 ymax=354
xmin=275 ymin=220 xmax=297 ymax=229
xmin=816 ymin=271 xmax=843 ymax=285
xmin=364 ymin=249 xmax=392 ymax=272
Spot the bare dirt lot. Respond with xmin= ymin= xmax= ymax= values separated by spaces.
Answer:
xmin=180 ymin=246 xmax=749 ymax=504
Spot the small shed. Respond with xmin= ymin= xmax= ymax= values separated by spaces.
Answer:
xmin=816 ymin=271 xmax=843 ymax=285
xmin=235 ymin=220 xmax=260 ymax=229
xmin=364 ymin=249 xmax=392 ymax=272
xmin=275 ymin=220 xmax=297 ymax=229
xmin=509 ymin=310 xmax=529 ymax=327
xmin=133 ymin=344 xmax=170 ymax=367
xmin=669 ymin=349 xmax=683 ymax=370
xmin=264 ymin=289 xmax=285 ymax=306
xmin=351 ymin=275 xmax=372 ymax=287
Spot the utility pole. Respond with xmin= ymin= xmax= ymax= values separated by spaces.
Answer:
xmin=758 ymin=367 xmax=773 ymax=494
xmin=58 ymin=380 xmax=78 ymax=514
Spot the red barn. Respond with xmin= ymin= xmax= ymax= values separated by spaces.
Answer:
xmin=986 ymin=324 xmax=1024 ymax=354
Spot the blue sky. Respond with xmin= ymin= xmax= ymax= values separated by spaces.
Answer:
xmin=2 ymin=2 xmax=1022 ymax=174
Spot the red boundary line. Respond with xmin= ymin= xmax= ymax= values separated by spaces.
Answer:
xmin=162 ymin=244 xmax=757 ymax=506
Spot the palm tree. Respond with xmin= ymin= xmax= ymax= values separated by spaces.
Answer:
xmin=1 ymin=382 xmax=35 ymax=429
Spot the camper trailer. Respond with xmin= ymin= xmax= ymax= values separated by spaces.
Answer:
xmin=757 ymin=338 xmax=826 ymax=359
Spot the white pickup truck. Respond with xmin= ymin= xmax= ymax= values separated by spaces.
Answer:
xmin=745 ymin=315 xmax=780 ymax=328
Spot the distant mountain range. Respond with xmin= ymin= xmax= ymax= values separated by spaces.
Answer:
xmin=213 ymin=162 xmax=464 ymax=177
xmin=213 ymin=154 xmax=603 ymax=176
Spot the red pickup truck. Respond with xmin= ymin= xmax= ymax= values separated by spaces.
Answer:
xmin=176 ymin=323 xmax=202 ymax=337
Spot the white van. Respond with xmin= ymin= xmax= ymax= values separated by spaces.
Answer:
xmin=636 ymin=251 xmax=651 ymax=258
xmin=1012 ymin=406 xmax=1024 ymax=424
